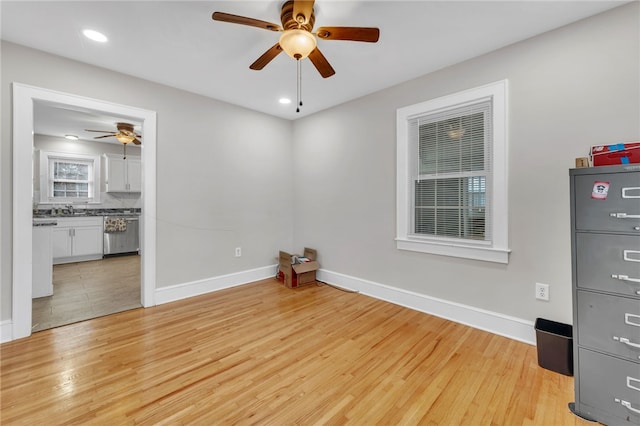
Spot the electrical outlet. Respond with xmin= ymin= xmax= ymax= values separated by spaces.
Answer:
xmin=235 ymin=247 xmax=242 ymax=257
xmin=536 ymin=283 xmax=549 ymax=301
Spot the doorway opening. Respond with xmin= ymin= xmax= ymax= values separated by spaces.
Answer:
xmin=12 ymin=83 xmax=157 ymax=341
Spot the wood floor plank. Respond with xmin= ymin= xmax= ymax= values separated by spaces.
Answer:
xmin=2 ymin=279 xmax=592 ymax=425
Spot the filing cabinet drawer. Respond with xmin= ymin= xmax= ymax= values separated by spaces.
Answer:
xmin=578 ymin=348 xmax=640 ymax=425
xmin=576 ymin=232 xmax=640 ymax=297
xmin=577 ymin=291 xmax=640 ymax=362
xmin=574 ymin=173 xmax=640 ymax=233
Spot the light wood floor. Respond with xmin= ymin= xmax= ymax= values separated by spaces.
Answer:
xmin=32 ymin=255 xmax=141 ymax=332
xmin=2 ymin=279 xmax=591 ymax=425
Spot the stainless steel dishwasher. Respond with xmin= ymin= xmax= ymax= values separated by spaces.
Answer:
xmin=103 ymin=215 xmax=139 ymax=256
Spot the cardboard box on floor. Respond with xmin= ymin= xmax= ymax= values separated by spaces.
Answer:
xmin=278 ymin=247 xmax=319 ymax=289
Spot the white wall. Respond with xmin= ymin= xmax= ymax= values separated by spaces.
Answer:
xmin=291 ymin=3 xmax=639 ymax=326
xmin=1 ymin=41 xmax=294 ymax=321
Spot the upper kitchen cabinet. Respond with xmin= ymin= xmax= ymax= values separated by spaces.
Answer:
xmin=104 ymin=154 xmax=141 ymax=193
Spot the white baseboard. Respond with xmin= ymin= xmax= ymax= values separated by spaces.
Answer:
xmin=1 ymin=320 xmax=13 ymax=343
xmin=317 ymin=269 xmax=536 ymax=345
xmin=2 ymin=265 xmax=534 ymax=345
xmin=155 ymin=264 xmax=278 ymax=305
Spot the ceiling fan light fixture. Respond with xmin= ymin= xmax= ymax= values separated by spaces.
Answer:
xmin=279 ymin=29 xmax=317 ymax=59
xmin=116 ymin=133 xmax=135 ymax=144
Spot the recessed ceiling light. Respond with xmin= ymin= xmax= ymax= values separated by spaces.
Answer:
xmin=64 ymin=134 xmax=79 ymax=140
xmin=83 ymin=29 xmax=108 ymax=43
xmin=279 ymin=98 xmax=292 ymax=105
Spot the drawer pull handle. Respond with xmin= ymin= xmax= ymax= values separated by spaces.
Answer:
xmin=622 ymin=187 xmax=640 ymax=199
xmin=615 ymin=398 xmax=640 ymax=415
xmin=613 ymin=336 xmax=640 ymax=349
xmin=611 ymin=274 xmax=640 ymax=283
xmin=610 ymin=212 xmax=640 ymax=219
xmin=628 ymin=376 xmax=640 ymax=392
xmin=626 ymin=314 xmax=640 ymax=327
xmin=624 ymin=250 xmax=640 ymax=262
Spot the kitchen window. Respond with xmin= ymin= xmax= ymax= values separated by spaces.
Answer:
xmin=39 ymin=151 xmax=100 ymax=203
xmin=396 ymin=80 xmax=509 ymax=263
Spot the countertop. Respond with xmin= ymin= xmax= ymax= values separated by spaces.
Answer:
xmin=33 ymin=208 xmax=141 ymax=219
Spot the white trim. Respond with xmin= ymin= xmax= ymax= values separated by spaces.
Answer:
xmin=396 ymin=238 xmax=510 ymax=264
xmin=396 ymin=80 xmax=509 ymax=263
xmin=155 ymin=265 xmax=278 ymax=305
xmin=1 ymin=320 xmax=13 ymax=343
xmin=317 ymin=268 xmax=535 ymax=345
xmin=11 ymin=83 xmax=157 ymax=342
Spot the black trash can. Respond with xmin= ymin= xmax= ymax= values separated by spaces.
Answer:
xmin=534 ymin=318 xmax=573 ymax=376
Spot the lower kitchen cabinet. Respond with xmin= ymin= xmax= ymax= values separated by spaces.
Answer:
xmin=52 ymin=217 xmax=103 ymax=264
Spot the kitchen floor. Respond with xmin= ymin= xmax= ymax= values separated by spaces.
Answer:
xmin=32 ymin=255 xmax=141 ymax=332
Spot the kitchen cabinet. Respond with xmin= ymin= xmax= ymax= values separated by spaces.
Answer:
xmin=104 ymin=154 xmax=141 ymax=192
xmin=569 ymin=165 xmax=640 ymax=425
xmin=52 ymin=217 xmax=103 ymax=264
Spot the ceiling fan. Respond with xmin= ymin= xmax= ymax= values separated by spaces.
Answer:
xmin=212 ymin=0 xmax=380 ymax=78
xmin=85 ymin=122 xmax=142 ymax=145
xmin=85 ymin=122 xmax=141 ymax=159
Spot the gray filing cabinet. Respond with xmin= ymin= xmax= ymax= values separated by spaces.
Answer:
xmin=569 ymin=165 xmax=640 ymax=425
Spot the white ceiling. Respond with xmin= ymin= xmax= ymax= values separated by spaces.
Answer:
xmin=1 ymin=0 xmax=628 ymax=140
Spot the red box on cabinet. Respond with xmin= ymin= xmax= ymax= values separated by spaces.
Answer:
xmin=590 ymin=142 xmax=640 ymax=166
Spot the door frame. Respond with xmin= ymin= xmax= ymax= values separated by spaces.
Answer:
xmin=12 ymin=83 xmax=157 ymax=340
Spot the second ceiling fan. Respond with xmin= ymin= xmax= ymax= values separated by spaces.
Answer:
xmin=212 ymin=0 xmax=380 ymax=78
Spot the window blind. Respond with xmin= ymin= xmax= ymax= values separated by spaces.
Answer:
xmin=409 ymin=99 xmax=492 ymax=242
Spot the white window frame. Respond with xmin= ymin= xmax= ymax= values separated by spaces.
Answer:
xmin=396 ymin=80 xmax=510 ymax=263
xmin=39 ymin=151 xmax=101 ymax=204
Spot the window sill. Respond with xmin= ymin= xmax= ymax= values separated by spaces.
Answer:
xmin=396 ymin=238 xmax=510 ymax=264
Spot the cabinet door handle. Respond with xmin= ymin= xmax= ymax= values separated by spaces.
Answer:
xmin=628 ymin=376 xmax=640 ymax=392
xmin=615 ymin=398 xmax=640 ymax=415
xmin=610 ymin=212 xmax=640 ymax=219
xmin=611 ymin=274 xmax=640 ymax=283
xmin=626 ymin=313 xmax=640 ymax=327
xmin=613 ymin=336 xmax=640 ymax=349
xmin=624 ymin=250 xmax=640 ymax=263
xmin=622 ymin=187 xmax=640 ymax=199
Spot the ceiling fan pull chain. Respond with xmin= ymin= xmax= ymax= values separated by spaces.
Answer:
xmin=123 ymin=143 xmax=127 ymax=160
xmin=296 ymin=58 xmax=301 ymax=113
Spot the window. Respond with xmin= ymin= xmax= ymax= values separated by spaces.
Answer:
xmin=396 ymin=80 xmax=509 ymax=263
xmin=39 ymin=151 xmax=100 ymax=203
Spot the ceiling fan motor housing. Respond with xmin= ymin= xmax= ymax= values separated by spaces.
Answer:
xmin=281 ymin=0 xmax=315 ymax=31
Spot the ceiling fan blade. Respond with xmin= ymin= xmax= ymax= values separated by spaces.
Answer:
xmin=85 ymin=129 xmax=113 ymax=133
xmin=292 ymin=0 xmax=315 ymax=26
xmin=250 ymin=43 xmax=284 ymax=70
xmin=93 ymin=134 xmax=116 ymax=139
xmin=133 ymin=138 xmax=142 ymax=145
xmin=308 ymin=47 xmax=335 ymax=78
xmin=212 ymin=12 xmax=282 ymax=32
xmin=316 ymin=26 xmax=380 ymax=42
